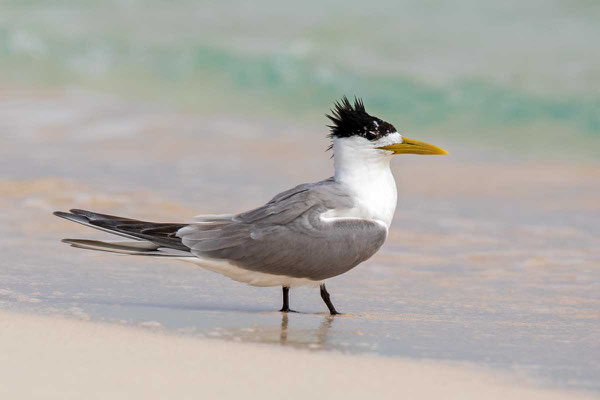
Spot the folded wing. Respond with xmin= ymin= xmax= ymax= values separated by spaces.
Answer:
xmin=178 ymin=179 xmax=387 ymax=281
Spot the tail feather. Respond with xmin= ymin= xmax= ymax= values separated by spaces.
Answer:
xmin=62 ymin=239 xmax=194 ymax=257
xmin=54 ymin=211 xmax=142 ymax=240
xmin=54 ymin=209 xmax=191 ymax=253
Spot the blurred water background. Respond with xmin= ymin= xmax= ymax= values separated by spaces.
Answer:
xmin=1 ymin=0 xmax=599 ymax=394
xmin=1 ymin=0 xmax=599 ymax=156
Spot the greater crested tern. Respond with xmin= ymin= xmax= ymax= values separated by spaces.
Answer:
xmin=54 ymin=97 xmax=448 ymax=315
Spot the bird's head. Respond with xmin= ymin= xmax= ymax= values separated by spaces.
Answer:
xmin=326 ymin=96 xmax=448 ymax=158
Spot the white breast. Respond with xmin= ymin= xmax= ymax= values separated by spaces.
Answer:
xmin=328 ymin=135 xmax=399 ymax=227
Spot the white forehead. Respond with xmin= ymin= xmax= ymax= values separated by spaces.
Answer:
xmin=373 ymin=131 xmax=403 ymax=147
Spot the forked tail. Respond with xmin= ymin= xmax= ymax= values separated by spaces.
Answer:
xmin=54 ymin=209 xmax=193 ymax=257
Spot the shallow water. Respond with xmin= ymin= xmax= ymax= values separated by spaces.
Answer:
xmin=1 ymin=90 xmax=599 ymax=391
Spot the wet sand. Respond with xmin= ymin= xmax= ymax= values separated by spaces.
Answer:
xmin=1 ymin=89 xmax=599 ymax=394
xmin=2 ymin=310 xmax=597 ymax=400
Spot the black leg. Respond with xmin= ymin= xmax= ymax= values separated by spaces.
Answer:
xmin=320 ymin=284 xmax=339 ymax=315
xmin=279 ymin=286 xmax=297 ymax=313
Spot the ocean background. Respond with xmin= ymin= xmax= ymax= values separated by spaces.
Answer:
xmin=1 ymin=0 xmax=599 ymax=395
xmin=1 ymin=0 xmax=599 ymax=156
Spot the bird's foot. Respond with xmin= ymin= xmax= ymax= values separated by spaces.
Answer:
xmin=279 ymin=307 xmax=299 ymax=313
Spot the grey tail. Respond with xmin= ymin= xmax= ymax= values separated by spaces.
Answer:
xmin=54 ymin=209 xmax=193 ymax=257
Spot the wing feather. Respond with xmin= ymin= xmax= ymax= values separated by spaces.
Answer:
xmin=178 ymin=179 xmax=387 ymax=281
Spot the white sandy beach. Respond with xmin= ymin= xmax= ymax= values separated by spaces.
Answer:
xmin=0 ymin=310 xmax=595 ymax=400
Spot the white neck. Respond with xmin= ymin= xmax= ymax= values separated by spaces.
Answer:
xmin=332 ymin=136 xmax=398 ymax=227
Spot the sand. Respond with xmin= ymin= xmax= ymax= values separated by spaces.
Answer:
xmin=0 ymin=310 xmax=595 ymax=400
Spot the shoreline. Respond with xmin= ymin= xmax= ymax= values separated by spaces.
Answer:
xmin=1 ymin=310 xmax=595 ymax=400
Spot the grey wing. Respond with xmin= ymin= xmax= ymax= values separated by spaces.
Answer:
xmin=177 ymin=179 xmax=388 ymax=281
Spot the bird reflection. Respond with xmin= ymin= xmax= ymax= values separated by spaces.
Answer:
xmin=280 ymin=313 xmax=289 ymax=343
xmin=279 ymin=313 xmax=335 ymax=349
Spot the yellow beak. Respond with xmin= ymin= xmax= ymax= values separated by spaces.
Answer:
xmin=377 ymin=137 xmax=448 ymax=155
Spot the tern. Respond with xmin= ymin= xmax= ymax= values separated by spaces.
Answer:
xmin=54 ymin=97 xmax=447 ymax=315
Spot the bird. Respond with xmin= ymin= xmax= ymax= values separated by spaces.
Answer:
xmin=54 ymin=97 xmax=447 ymax=315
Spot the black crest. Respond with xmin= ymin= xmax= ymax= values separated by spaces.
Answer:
xmin=326 ymin=96 xmax=396 ymax=141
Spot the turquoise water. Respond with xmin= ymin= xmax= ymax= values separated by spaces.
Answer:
xmin=1 ymin=0 xmax=599 ymax=155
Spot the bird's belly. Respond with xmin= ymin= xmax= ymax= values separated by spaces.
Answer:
xmin=176 ymin=257 xmax=321 ymax=287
